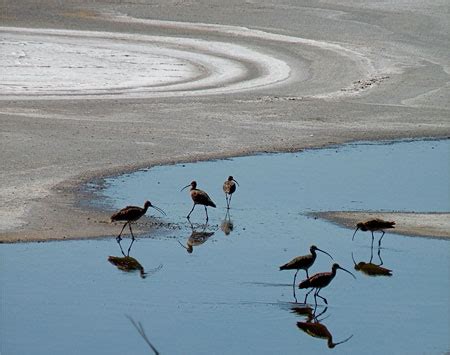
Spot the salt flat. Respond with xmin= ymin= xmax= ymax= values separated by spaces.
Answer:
xmin=0 ymin=0 xmax=449 ymax=242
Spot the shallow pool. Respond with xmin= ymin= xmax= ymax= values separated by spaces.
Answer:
xmin=1 ymin=139 xmax=449 ymax=354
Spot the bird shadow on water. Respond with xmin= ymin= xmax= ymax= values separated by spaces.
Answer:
xmin=351 ymin=246 xmax=393 ymax=277
xmin=220 ymin=209 xmax=234 ymax=236
xmin=108 ymin=238 xmax=163 ymax=279
xmin=294 ymin=305 xmax=354 ymax=349
xmin=177 ymin=220 xmax=216 ymax=254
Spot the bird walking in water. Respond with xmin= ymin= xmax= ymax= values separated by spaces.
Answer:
xmin=181 ymin=181 xmax=216 ymax=222
xmin=223 ymin=176 xmax=239 ymax=209
xmin=299 ymin=263 xmax=356 ymax=307
xmin=352 ymin=218 xmax=395 ymax=247
xmin=280 ymin=245 xmax=333 ymax=292
xmin=110 ymin=200 xmax=166 ymax=241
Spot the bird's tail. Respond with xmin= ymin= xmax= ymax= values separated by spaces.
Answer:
xmin=209 ymin=201 xmax=217 ymax=208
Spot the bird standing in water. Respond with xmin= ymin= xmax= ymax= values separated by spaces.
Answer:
xmin=299 ymin=263 xmax=356 ymax=307
xmin=280 ymin=245 xmax=333 ymax=287
xmin=352 ymin=218 xmax=395 ymax=247
xmin=223 ymin=176 xmax=239 ymax=209
xmin=181 ymin=181 xmax=216 ymax=222
xmin=110 ymin=200 xmax=166 ymax=241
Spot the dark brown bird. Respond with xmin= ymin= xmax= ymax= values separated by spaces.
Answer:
xmin=352 ymin=218 xmax=395 ymax=247
xmin=280 ymin=245 xmax=333 ymax=287
xmin=299 ymin=263 xmax=356 ymax=306
xmin=110 ymin=200 xmax=166 ymax=241
xmin=223 ymin=176 xmax=239 ymax=209
xmin=181 ymin=181 xmax=216 ymax=222
xmin=108 ymin=255 xmax=147 ymax=278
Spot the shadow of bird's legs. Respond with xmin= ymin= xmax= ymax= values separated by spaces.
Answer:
xmin=304 ymin=287 xmax=314 ymax=304
xmin=127 ymin=238 xmax=136 ymax=256
xmin=227 ymin=194 xmax=233 ymax=209
xmin=292 ymin=270 xmax=299 ymax=301
xmin=315 ymin=290 xmax=328 ymax=305
xmin=129 ymin=223 xmax=136 ymax=241
xmin=116 ymin=222 xmax=128 ymax=242
xmin=370 ymin=231 xmax=375 ymax=249
xmin=377 ymin=247 xmax=384 ymax=266
xmin=313 ymin=306 xmax=328 ymax=322
xmin=187 ymin=204 xmax=196 ymax=220
xmin=369 ymin=244 xmax=374 ymax=263
xmin=378 ymin=231 xmax=385 ymax=248
xmin=116 ymin=238 xmax=127 ymax=257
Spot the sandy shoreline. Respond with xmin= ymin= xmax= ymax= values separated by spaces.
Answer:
xmin=1 ymin=0 xmax=449 ymax=243
xmin=312 ymin=211 xmax=450 ymax=240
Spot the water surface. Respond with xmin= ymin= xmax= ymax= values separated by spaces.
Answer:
xmin=1 ymin=139 xmax=449 ymax=354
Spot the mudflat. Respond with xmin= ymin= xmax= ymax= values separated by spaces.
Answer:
xmin=1 ymin=0 xmax=449 ymax=242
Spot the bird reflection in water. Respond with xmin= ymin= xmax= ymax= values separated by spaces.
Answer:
xmin=220 ymin=210 xmax=234 ymax=236
xmin=108 ymin=238 xmax=162 ymax=279
xmin=296 ymin=306 xmax=353 ymax=349
xmin=352 ymin=247 xmax=392 ymax=277
xmin=178 ymin=221 xmax=215 ymax=253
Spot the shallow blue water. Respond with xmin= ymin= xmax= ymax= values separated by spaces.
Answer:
xmin=1 ymin=139 xmax=449 ymax=355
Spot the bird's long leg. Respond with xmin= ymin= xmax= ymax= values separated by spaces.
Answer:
xmin=306 ymin=269 xmax=309 ymax=278
xmin=204 ymin=206 xmax=209 ymax=222
xmin=228 ymin=194 xmax=233 ymax=209
xmin=129 ymin=223 xmax=135 ymax=241
xmin=186 ymin=204 xmax=196 ymax=219
xmin=378 ymin=231 xmax=385 ymax=247
xmin=116 ymin=222 xmax=128 ymax=242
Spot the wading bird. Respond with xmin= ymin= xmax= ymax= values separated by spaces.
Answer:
xmin=110 ymin=200 xmax=166 ymax=241
xmin=223 ymin=176 xmax=239 ymax=209
xmin=352 ymin=218 xmax=396 ymax=247
xmin=299 ymin=263 xmax=356 ymax=307
xmin=181 ymin=181 xmax=216 ymax=222
xmin=280 ymin=245 xmax=333 ymax=288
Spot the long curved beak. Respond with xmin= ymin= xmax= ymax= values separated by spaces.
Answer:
xmin=316 ymin=247 xmax=333 ymax=260
xmin=352 ymin=227 xmax=359 ymax=241
xmin=233 ymin=178 xmax=240 ymax=186
xmin=338 ymin=265 xmax=356 ymax=279
xmin=181 ymin=184 xmax=190 ymax=192
xmin=151 ymin=204 xmax=166 ymax=216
